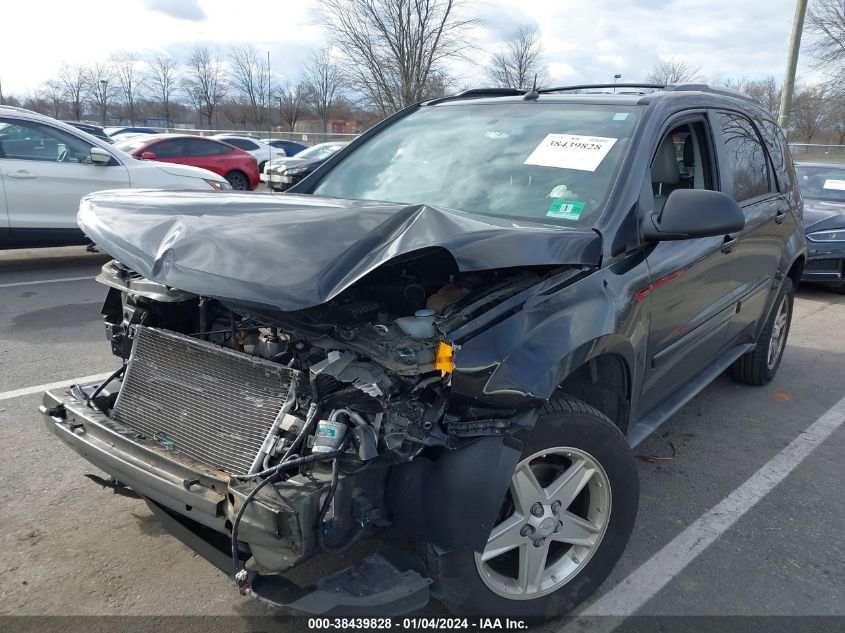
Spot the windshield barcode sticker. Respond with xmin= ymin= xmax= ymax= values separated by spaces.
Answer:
xmin=524 ymin=134 xmax=617 ymax=172
xmin=823 ymin=179 xmax=845 ymax=191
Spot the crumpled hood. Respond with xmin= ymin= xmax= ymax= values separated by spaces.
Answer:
xmin=78 ymin=190 xmax=601 ymax=312
xmin=803 ymin=199 xmax=845 ymax=232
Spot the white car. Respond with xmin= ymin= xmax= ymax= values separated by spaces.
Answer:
xmin=210 ymin=135 xmax=284 ymax=172
xmin=0 ymin=106 xmax=230 ymax=249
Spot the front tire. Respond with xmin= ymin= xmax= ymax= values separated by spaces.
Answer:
xmin=427 ymin=398 xmax=639 ymax=617
xmin=729 ymin=276 xmax=794 ymax=386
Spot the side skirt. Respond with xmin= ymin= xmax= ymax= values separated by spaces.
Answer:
xmin=627 ymin=342 xmax=755 ymax=447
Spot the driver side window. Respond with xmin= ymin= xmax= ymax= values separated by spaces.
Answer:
xmin=650 ymin=122 xmax=715 ymax=213
xmin=0 ymin=119 xmax=95 ymax=163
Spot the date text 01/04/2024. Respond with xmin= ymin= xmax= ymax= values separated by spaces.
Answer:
xmin=306 ymin=617 xmax=530 ymax=629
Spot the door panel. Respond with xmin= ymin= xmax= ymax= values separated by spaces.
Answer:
xmin=0 ymin=117 xmax=131 ymax=230
xmin=638 ymin=235 xmax=741 ymax=413
xmin=2 ymin=158 xmax=130 ymax=229
xmin=710 ymin=111 xmax=785 ymax=342
xmin=637 ymin=118 xmax=744 ymax=415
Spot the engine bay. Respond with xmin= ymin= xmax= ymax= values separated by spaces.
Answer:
xmin=98 ymin=250 xmax=554 ymax=474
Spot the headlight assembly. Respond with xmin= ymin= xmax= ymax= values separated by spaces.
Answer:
xmin=284 ymin=167 xmax=309 ymax=176
xmin=806 ymin=229 xmax=845 ymax=243
xmin=204 ymin=179 xmax=232 ymax=191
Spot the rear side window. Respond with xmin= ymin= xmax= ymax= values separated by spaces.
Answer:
xmin=758 ymin=119 xmax=795 ymax=193
xmin=150 ymin=139 xmax=185 ymax=158
xmin=715 ymin=112 xmax=773 ymax=202
xmin=185 ymin=139 xmax=231 ymax=156
xmin=226 ymin=138 xmax=259 ymax=151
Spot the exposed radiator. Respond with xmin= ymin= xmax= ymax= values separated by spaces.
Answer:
xmin=111 ymin=326 xmax=299 ymax=474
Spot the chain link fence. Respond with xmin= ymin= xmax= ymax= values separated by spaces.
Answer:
xmin=159 ymin=128 xmax=359 ymax=145
xmin=789 ymin=144 xmax=845 ymax=164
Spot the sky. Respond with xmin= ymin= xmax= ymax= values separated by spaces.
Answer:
xmin=0 ymin=0 xmax=821 ymax=96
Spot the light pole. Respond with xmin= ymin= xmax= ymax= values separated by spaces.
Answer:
xmin=100 ymin=79 xmax=108 ymax=125
xmin=613 ymin=74 xmax=622 ymax=93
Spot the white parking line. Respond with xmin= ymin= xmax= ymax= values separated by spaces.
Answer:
xmin=563 ymin=393 xmax=845 ymax=629
xmin=0 ymin=275 xmax=94 ymax=289
xmin=0 ymin=372 xmax=113 ymax=402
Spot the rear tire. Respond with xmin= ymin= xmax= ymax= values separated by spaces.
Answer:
xmin=729 ymin=277 xmax=794 ymax=385
xmin=225 ymin=170 xmax=250 ymax=190
xmin=426 ymin=398 xmax=638 ymax=618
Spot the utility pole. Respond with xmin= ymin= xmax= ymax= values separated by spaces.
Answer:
xmin=778 ymin=0 xmax=809 ymax=130
xmin=0 ymin=78 xmax=4 ymax=105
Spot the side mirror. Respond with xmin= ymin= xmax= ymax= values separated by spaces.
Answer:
xmin=642 ymin=189 xmax=745 ymax=241
xmin=140 ymin=151 xmax=157 ymax=160
xmin=89 ymin=147 xmax=112 ymax=165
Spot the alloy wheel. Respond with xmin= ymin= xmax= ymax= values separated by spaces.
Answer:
xmin=767 ymin=295 xmax=790 ymax=370
xmin=474 ymin=446 xmax=612 ymax=600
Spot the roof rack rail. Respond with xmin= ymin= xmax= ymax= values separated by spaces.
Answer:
xmin=537 ymin=82 xmax=755 ymax=102
xmin=423 ymin=87 xmax=526 ymax=106
xmin=663 ymin=83 xmax=755 ymax=102
xmin=539 ymin=83 xmax=665 ymax=93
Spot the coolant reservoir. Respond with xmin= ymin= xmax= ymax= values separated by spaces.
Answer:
xmin=395 ymin=309 xmax=437 ymax=339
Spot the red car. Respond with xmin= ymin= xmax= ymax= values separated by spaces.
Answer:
xmin=114 ymin=134 xmax=260 ymax=190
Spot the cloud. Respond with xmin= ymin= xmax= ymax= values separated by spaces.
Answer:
xmin=143 ymin=0 xmax=206 ymax=21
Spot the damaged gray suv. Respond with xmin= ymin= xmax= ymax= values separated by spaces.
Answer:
xmin=41 ymin=84 xmax=805 ymax=617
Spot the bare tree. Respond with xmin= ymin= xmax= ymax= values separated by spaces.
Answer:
xmin=790 ymin=85 xmax=832 ymax=142
xmin=721 ymin=77 xmax=781 ymax=119
xmin=316 ymin=0 xmax=476 ymax=115
xmin=229 ymin=44 xmax=271 ymax=127
xmin=40 ymin=80 xmax=65 ymax=119
xmin=303 ymin=48 xmax=344 ymax=132
xmin=146 ymin=52 xmax=180 ymax=126
xmin=113 ymin=52 xmax=144 ymax=124
xmin=58 ymin=64 xmax=87 ymax=121
xmin=276 ymin=80 xmax=308 ymax=131
xmin=484 ymin=24 xmax=547 ymax=90
xmin=182 ymin=45 xmax=228 ymax=127
xmin=644 ymin=57 xmax=702 ymax=85
xmin=86 ymin=62 xmax=118 ymax=125
xmin=806 ymin=0 xmax=845 ymax=88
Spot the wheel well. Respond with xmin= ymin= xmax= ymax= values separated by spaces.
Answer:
xmin=226 ymin=169 xmax=246 ymax=178
xmin=556 ymin=354 xmax=630 ymax=432
xmin=787 ymin=256 xmax=804 ymax=290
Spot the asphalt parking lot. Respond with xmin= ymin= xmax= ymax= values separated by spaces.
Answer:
xmin=0 ymin=246 xmax=843 ymax=628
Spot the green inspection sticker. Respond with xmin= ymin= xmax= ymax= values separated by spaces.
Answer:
xmin=317 ymin=427 xmax=337 ymax=437
xmin=547 ymin=199 xmax=585 ymax=220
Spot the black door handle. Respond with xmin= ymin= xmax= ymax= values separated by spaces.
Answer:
xmin=774 ymin=210 xmax=786 ymax=224
xmin=721 ymin=236 xmax=738 ymax=254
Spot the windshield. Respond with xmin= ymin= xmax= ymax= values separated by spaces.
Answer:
xmin=298 ymin=143 xmax=346 ymax=161
xmin=796 ymin=164 xmax=845 ymax=203
xmin=313 ymin=103 xmax=641 ymax=226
